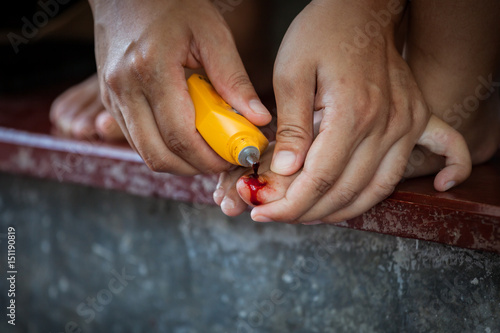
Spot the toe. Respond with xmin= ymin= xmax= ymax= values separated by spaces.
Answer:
xmin=220 ymin=191 xmax=248 ymax=216
xmin=50 ymin=74 xmax=101 ymax=137
xmin=95 ymin=111 xmax=126 ymax=141
xmin=236 ymin=170 xmax=297 ymax=207
xmin=215 ymin=169 xmax=249 ymax=216
xmin=70 ymin=102 xmax=104 ymax=140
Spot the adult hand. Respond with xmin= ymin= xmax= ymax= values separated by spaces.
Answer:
xmin=89 ymin=0 xmax=271 ymax=175
xmin=251 ymin=0 xmax=471 ymax=223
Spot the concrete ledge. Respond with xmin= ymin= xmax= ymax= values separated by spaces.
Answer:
xmin=0 ymin=173 xmax=499 ymax=332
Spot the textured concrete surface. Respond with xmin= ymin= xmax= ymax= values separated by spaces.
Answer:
xmin=0 ymin=172 xmax=499 ymax=333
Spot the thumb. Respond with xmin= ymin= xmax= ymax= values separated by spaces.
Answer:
xmin=200 ymin=31 xmax=271 ymax=127
xmin=270 ymin=67 xmax=316 ymax=176
xmin=417 ymin=115 xmax=472 ymax=191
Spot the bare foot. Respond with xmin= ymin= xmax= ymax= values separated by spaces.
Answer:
xmin=213 ymin=142 xmax=300 ymax=217
xmin=50 ymin=74 xmax=124 ymax=141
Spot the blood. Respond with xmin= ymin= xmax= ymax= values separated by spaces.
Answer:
xmin=252 ymin=162 xmax=260 ymax=177
xmin=242 ymin=162 xmax=267 ymax=206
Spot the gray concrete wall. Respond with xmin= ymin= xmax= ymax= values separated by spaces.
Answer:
xmin=0 ymin=173 xmax=499 ymax=333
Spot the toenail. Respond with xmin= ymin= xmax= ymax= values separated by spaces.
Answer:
xmin=213 ymin=188 xmax=224 ymax=203
xmin=221 ymin=197 xmax=235 ymax=212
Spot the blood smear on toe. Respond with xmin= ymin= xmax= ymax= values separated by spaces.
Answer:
xmin=243 ymin=162 xmax=267 ymax=206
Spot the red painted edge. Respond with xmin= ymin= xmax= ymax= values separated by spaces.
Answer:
xmin=0 ymin=127 xmax=499 ymax=253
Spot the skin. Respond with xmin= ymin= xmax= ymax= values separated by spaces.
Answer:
xmin=216 ymin=0 xmax=500 ymax=223
xmin=50 ymin=74 xmax=123 ymax=140
xmin=405 ymin=0 xmax=500 ymax=173
xmin=50 ymin=0 xmax=497 ymax=223
xmin=249 ymin=0 xmax=470 ymax=223
xmin=88 ymin=0 xmax=271 ymax=176
xmin=215 ymin=115 xmax=471 ymax=222
xmin=50 ymin=0 xmax=274 ymax=142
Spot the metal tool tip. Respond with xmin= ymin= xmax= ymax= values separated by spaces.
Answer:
xmin=238 ymin=146 xmax=260 ymax=167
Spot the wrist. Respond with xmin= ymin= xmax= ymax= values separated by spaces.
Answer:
xmin=311 ymin=0 xmax=405 ymax=35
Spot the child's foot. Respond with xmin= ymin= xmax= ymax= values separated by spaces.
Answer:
xmin=213 ymin=142 xmax=300 ymax=217
xmin=50 ymin=74 xmax=124 ymax=141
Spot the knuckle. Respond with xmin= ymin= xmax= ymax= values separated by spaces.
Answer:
xmin=373 ymin=181 xmax=396 ymax=199
xmin=304 ymin=170 xmax=334 ymax=197
xmin=165 ymin=133 xmax=190 ymax=157
xmin=102 ymin=69 xmax=121 ymax=94
xmin=225 ymin=71 xmax=252 ymax=93
xmin=352 ymin=96 xmax=379 ymax=131
xmin=384 ymin=106 xmax=411 ymax=140
xmin=142 ymin=153 xmax=169 ymax=173
xmin=276 ymin=123 xmax=313 ymax=144
xmin=129 ymin=52 xmax=156 ymax=84
xmin=335 ymin=185 xmax=359 ymax=208
xmin=353 ymin=94 xmax=371 ymax=114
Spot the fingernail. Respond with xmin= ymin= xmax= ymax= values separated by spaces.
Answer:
xmin=252 ymin=215 xmax=273 ymax=223
xmin=271 ymin=151 xmax=297 ymax=174
xmin=221 ymin=197 xmax=235 ymax=212
xmin=249 ymin=99 xmax=269 ymax=115
xmin=443 ymin=181 xmax=456 ymax=191
xmin=213 ymin=188 xmax=224 ymax=203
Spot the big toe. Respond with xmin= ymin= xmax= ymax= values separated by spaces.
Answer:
xmin=95 ymin=111 xmax=125 ymax=141
xmin=236 ymin=170 xmax=298 ymax=207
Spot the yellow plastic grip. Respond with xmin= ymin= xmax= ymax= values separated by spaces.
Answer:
xmin=187 ymin=74 xmax=268 ymax=166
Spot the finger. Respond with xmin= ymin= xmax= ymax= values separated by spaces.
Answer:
xmin=250 ymin=124 xmax=359 ymax=223
xmin=321 ymin=137 xmax=412 ymax=223
xmin=234 ymin=142 xmax=298 ymax=207
xmin=417 ymin=115 xmax=472 ymax=191
xmin=144 ymin=65 xmax=231 ymax=174
xmin=297 ymin=139 xmax=385 ymax=222
xmin=269 ymin=59 xmax=316 ymax=175
xmin=106 ymin=81 xmax=201 ymax=176
xmin=197 ymin=23 xmax=272 ymax=126
xmin=100 ymin=86 xmax=138 ymax=153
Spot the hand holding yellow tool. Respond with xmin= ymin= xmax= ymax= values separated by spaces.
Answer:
xmin=187 ymin=74 xmax=269 ymax=167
